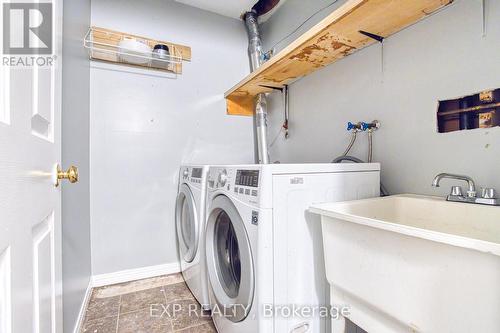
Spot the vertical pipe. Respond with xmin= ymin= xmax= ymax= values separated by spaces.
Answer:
xmin=255 ymin=94 xmax=270 ymax=164
xmin=367 ymin=129 xmax=373 ymax=163
xmin=482 ymin=0 xmax=487 ymax=37
xmin=283 ymin=85 xmax=289 ymax=139
xmin=244 ymin=10 xmax=270 ymax=164
xmin=244 ymin=11 xmax=264 ymax=70
xmin=459 ymin=98 xmax=472 ymax=130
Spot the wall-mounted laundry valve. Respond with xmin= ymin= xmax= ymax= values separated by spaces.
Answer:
xmin=361 ymin=120 xmax=380 ymax=131
xmin=347 ymin=122 xmax=362 ymax=131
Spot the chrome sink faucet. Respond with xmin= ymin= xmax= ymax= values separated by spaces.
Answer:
xmin=432 ymin=173 xmax=477 ymax=197
xmin=432 ymin=173 xmax=499 ymax=206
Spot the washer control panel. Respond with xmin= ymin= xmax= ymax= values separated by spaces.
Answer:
xmin=235 ymin=170 xmax=259 ymax=187
xmin=234 ymin=169 xmax=259 ymax=199
xmin=208 ymin=167 xmax=261 ymax=203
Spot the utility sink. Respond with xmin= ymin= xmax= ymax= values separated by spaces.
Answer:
xmin=310 ymin=194 xmax=500 ymax=333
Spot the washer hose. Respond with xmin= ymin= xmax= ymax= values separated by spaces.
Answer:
xmin=343 ymin=130 xmax=357 ymax=156
xmin=332 ymin=155 xmax=364 ymax=164
xmin=332 ymin=155 xmax=389 ymax=197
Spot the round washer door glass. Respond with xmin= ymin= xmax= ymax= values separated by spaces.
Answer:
xmin=214 ymin=210 xmax=241 ymax=298
xmin=176 ymin=184 xmax=199 ymax=263
xmin=206 ymin=195 xmax=254 ymax=323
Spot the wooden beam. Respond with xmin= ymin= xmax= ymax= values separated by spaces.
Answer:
xmin=226 ymin=95 xmax=256 ymax=117
xmin=438 ymin=102 xmax=500 ymax=117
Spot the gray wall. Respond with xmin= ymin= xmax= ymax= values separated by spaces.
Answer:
xmin=61 ymin=0 xmax=92 ymax=332
xmin=89 ymin=0 xmax=254 ymax=275
xmin=261 ymin=0 xmax=347 ymax=54
xmin=263 ymin=0 xmax=500 ymax=196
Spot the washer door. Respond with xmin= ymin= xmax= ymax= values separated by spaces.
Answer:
xmin=206 ymin=195 xmax=254 ymax=323
xmin=176 ymin=184 xmax=199 ymax=263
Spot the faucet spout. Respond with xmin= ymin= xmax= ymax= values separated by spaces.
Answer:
xmin=432 ymin=173 xmax=476 ymax=196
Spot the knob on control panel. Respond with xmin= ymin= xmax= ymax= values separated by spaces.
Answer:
xmin=218 ymin=169 xmax=228 ymax=187
xmin=183 ymin=170 xmax=189 ymax=178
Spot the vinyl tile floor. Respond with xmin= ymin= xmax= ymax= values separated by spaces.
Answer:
xmin=80 ymin=273 xmax=216 ymax=333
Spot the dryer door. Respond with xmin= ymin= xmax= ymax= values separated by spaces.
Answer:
xmin=176 ymin=184 xmax=199 ymax=263
xmin=206 ymin=195 xmax=255 ymax=323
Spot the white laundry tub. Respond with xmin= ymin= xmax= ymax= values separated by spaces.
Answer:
xmin=310 ymin=194 xmax=500 ymax=333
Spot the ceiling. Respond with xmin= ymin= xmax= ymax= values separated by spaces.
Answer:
xmin=175 ymin=0 xmax=259 ymax=19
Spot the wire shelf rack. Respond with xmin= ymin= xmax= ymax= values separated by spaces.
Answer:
xmin=84 ymin=27 xmax=190 ymax=74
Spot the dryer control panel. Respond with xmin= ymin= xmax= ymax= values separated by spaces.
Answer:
xmin=180 ymin=166 xmax=204 ymax=188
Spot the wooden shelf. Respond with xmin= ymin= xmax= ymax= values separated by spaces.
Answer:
xmin=225 ymin=0 xmax=454 ymax=116
xmin=85 ymin=27 xmax=192 ymax=74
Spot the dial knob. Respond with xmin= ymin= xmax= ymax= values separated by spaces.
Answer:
xmin=183 ymin=170 xmax=189 ymax=178
xmin=218 ymin=170 xmax=228 ymax=187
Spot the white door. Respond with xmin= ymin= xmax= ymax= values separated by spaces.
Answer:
xmin=0 ymin=1 xmax=69 ymax=332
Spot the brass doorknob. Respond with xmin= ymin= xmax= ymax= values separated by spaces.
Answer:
xmin=55 ymin=165 xmax=79 ymax=187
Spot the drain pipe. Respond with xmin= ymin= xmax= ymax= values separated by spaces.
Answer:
xmin=243 ymin=10 xmax=270 ymax=164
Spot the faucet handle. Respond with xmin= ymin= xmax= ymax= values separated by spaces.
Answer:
xmin=450 ymin=186 xmax=463 ymax=197
xmin=481 ymin=188 xmax=497 ymax=199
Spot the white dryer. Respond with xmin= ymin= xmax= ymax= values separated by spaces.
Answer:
xmin=176 ymin=165 xmax=211 ymax=310
xmin=205 ymin=164 xmax=380 ymax=333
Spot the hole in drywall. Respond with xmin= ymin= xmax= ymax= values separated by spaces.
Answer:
xmin=437 ymin=89 xmax=500 ymax=133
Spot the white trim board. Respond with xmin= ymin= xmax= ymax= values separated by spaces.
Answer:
xmin=91 ymin=262 xmax=181 ymax=288
xmin=73 ymin=279 xmax=93 ymax=333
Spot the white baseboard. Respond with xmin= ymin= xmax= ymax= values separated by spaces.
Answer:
xmin=91 ymin=262 xmax=181 ymax=288
xmin=73 ymin=278 xmax=93 ymax=333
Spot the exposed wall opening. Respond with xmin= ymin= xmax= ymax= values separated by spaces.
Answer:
xmin=437 ymin=89 xmax=500 ymax=133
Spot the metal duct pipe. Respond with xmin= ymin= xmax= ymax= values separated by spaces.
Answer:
xmin=244 ymin=10 xmax=270 ymax=164
xmin=244 ymin=10 xmax=264 ymax=70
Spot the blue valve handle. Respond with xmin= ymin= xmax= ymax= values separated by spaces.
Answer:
xmin=361 ymin=121 xmax=379 ymax=131
xmin=348 ymin=121 xmax=379 ymax=131
xmin=347 ymin=122 xmax=357 ymax=131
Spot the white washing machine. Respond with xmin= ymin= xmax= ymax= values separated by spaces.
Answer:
xmin=205 ymin=164 xmax=380 ymax=333
xmin=176 ymin=165 xmax=211 ymax=310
